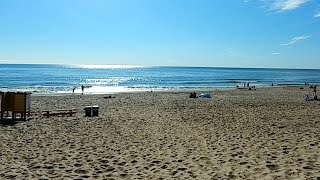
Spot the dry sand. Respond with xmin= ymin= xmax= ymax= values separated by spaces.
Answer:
xmin=1 ymin=86 xmax=320 ymax=179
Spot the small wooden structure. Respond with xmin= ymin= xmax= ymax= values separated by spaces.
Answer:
xmin=42 ymin=109 xmax=76 ymax=118
xmin=0 ymin=92 xmax=31 ymax=122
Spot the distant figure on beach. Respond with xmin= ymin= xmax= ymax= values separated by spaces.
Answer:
xmin=81 ymin=85 xmax=84 ymax=95
xmin=244 ymin=83 xmax=246 ymax=88
xmin=271 ymin=83 xmax=273 ymax=87
xmin=72 ymin=87 xmax=76 ymax=94
xmin=247 ymin=82 xmax=250 ymax=88
xmin=313 ymin=85 xmax=317 ymax=96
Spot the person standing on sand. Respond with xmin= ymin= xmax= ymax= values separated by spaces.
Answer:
xmin=81 ymin=85 xmax=84 ymax=95
xmin=313 ymin=85 xmax=317 ymax=96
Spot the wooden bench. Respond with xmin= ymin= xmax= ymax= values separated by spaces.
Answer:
xmin=42 ymin=109 xmax=77 ymax=118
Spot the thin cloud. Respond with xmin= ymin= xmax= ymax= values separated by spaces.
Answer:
xmin=314 ymin=12 xmax=320 ymax=17
xmin=271 ymin=0 xmax=309 ymax=11
xmin=272 ymin=52 xmax=280 ymax=55
xmin=228 ymin=51 xmax=240 ymax=56
xmin=281 ymin=35 xmax=310 ymax=46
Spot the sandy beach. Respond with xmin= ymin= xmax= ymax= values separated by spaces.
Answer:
xmin=1 ymin=86 xmax=320 ymax=179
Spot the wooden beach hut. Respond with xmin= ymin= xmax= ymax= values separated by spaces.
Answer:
xmin=0 ymin=92 xmax=31 ymax=122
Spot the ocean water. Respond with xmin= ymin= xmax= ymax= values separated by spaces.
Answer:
xmin=1 ymin=64 xmax=320 ymax=94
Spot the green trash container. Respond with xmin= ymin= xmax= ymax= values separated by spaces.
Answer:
xmin=92 ymin=106 xmax=99 ymax=116
xmin=84 ymin=106 xmax=92 ymax=117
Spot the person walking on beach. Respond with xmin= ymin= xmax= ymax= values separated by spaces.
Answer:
xmin=81 ymin=85 xmax=84 ymax=95
xmin=313 ymin=85 xmax=317 ymax=96
xmin=72 ymin=87 xmax=76 ymax=94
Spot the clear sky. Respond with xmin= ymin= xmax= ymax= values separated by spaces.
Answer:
xmin=0 ymin=0 xmax=319 ymax=68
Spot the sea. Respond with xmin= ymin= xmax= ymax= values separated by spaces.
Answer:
xmin=1 ymin=64 xmax=320 ymax=94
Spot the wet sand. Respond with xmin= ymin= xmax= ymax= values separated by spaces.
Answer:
xmin=0 ymin=86 xmax=320 ymax=179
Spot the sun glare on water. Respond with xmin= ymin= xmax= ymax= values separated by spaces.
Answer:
xmin=74 ymin=64 xmax=144 ymax=69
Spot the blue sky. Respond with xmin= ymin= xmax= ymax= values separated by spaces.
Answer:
xmin=0 ymin=0 xmax=319 ymax=68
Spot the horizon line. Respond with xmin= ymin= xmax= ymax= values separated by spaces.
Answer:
xmin=1 ymin=63 xmax=320 ymax=70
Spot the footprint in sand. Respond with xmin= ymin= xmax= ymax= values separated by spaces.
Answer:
xmin=99 ymin=159 xmax=109 ymax=164
xmin=74 ymin=163 xmax=82 ymax=167
xmin=177 ymin=167 xmax=187 ymax=171
xmin=239 ymin=161 xmax=248 ymax=165
xmin=119 ymin=173 xmax=128 ymax=178
xmin=161 ymin=165 xmax=168 ymax=169
xmin=151 ymin=160 xmax=161 ymax=164
xmin=81 ymin=175 xmax=91 ymax=178
xmin=65 ymin=169 xmax=73 ymax=173
xmin=118 ymin=161 xmax=127 ymax=166
xmin=266 ymin=164 xmax=279 ymax=171
xmin=74 ymin=169 xmax=88 ymax=174
xmin=105 ymin=167 xmax=115 ymax=172
xmin=172 ymin=171 xmax=178 ymax=176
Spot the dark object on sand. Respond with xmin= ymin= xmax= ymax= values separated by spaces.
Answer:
xmin=84 ymin=106 xmax=99 ymax=117
xmin=43 ymin=109 xmax=76 ymax=118
xmin=189 ymin=92 xmax=197 ymax=98
xmin=248 ymin=86 xmax=256 ymax=91
xmin=103 ymin=95 xmax=115 ymax=99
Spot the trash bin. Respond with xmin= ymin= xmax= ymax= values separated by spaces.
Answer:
xmin=84 ymin=106 xmax=92 ymax=117
xmin=92 ymin=106 xmax=99 ymax=116
xmin=84 ymin=105 xmax=99 ymax=117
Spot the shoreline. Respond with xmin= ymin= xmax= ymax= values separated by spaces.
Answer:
xmin=30 ymin=84 xmax=317 ymax=96
xmin=3 ymin=84 xmax=314 ymax=96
